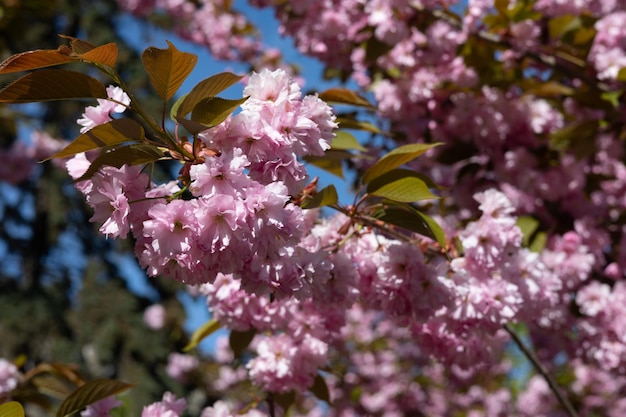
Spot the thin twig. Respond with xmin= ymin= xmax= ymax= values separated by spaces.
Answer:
xmin=267 ymin=393 xmax=276 ymax=417
xmin=504 ymin=323 xmax=580 ymax=417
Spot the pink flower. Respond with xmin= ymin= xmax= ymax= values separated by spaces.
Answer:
xmin=144 ymin=304 xmax=166 ymax=330
xmin=189 ymin=149 xmax=250 ymax=197
xmin=577 ymin=281 xmax=611 ymax=317
xmin=247 ymin=333 xmax=327 ymax=393
xmin=77 ymin=86 xmax=131 ymax=133
xmin=81 ymin=396 xmax=122 ymax=417
xmin=200 ymin=401 xmax=265 ymax=417
xmin=0 ymin=140 xmax=36 ymax=184
xmin=87 ymin=165 xmax=150 ymax=238
xmin=0 ymin=359 xmax=19 ymax=395
xmin=166 ymin=353 xmax=199 ymax=382
xmin=141 ymin=199 xmax=200 ymax=276
xmin=141 ymin=392 xmax=186 ymax=417
xmin=242 ymin=68 xmax=301 ymax=109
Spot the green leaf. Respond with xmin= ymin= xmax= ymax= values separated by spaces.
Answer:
xmin=56 ymin=379 xmax=134 ymax=417
xmin=337 ymin=117 xmax=382 ymax=134
xmin=229 ymin=329 xmax=256 ymax=357
xmin=305 ymin=155 xmax=344 ymax=178
xmin=517 ymin=216 xmax=539 ymax=247
xmin=364 ymin=36 xmax=393 ymax=63
xmin=310 ymin=374 xmax=330 ymax=403
xmin=177 ymin=72 xmax=243 ymax=118
xmin=170 ymin=94 xmax=187 ymax=122
xmin=319 ymin=87 xmax=375 ymax=108
xmin=0 ymin=69 xmax=106 ymax=103
xmin=47 ymin=119 xmax=144 ymax=161
xmin=548 ymin=15 xmax=580 ymax=40
xmin=412 ymin=209 xmax=446 ymax=247
xmin=367 ymin=169 xmax=438 ymax=203
xmin=78 ymin=43 xmax=118 ymax=68
xmin=183 ymin=319 xmax=222 ymax=352
xmin=601 ymin=90 xmax=622 ymax=108
xmin=142 ymin=40 xmax=198 ymax=102
xmin=525 ymin=81 xmax=574 ymax=97
xmin=494 ymin=0 xmax=509 ymax=15
xmin=175 ymin=96 xmax=247 ymax=136
xmin=77 ymin=144 xmax=165 ymax=182
xmin=331 ymin=130 xmax=367 ymax=151
xmin=362 ymin=143 xmax=443 ymax=184
xmin=305 ymin=150 xmax=354 ymax=178
xmin=550 ymin=120 xmax=598 ymax=158
xmin=529 ymin=231 xmax=547 ymax=253
xmin=174 ymin=117 xmax=212 ymax=136
xmin=0 ymin=49 xmax=75 ymax=74
xmin=302 ymin=184 xmax=338 ymax=209
xmin=376 ymin=206 xmax=446 ymax=247
xmin=190 ymin=96 xmax=248 ymax=126
xmin=0 ymin=402 xmax=24 ymax=417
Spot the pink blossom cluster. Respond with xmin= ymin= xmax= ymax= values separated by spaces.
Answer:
xmin=575 ymin=280 xmax=626 ymax=373
xmin=199 ymin=268 xmax=350 ymax=393
xmin=0 ymin=359 xmax=19 ymax=399
xmin=140 ymin=391 xmax=269 ymax=417
xmin=194 ymin=188 xmax=596 ymax=401
xmin=68 ymin=69 xmax=336 ymax=298
xmin=201 ymin=400 xmax=265 ymax=417
xmin=116 ymin=0 xmax=262 ymax=63
xmin=589 ymin=12 xmax=626 ymax=81
xmin=141 ymin=392 xmax=186 ymax=417
xmin=516 ymin=359 xmax=626 ymax=416
xmin=534 ymin=0 xmax=626 ymax=17
xmin=165 ymin=352 xmax=199 ymax=383
xmin=0 ymin=131 xmax=67 ymax=184
xmin=77 ymin=86 xmax=130 ymax=133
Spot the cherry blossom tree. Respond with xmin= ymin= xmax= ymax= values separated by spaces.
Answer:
xmin=2 ymin=1 xmax=626 ymax=416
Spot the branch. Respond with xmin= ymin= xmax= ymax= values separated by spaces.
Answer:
xmin=504 ymin=323 xmax=580 ymax=417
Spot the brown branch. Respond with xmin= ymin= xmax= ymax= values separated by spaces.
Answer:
xmin=504 ymin=323 xmax=580 ymax=417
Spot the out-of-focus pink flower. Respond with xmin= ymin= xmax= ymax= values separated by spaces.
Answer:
xmin=81 ymin=396 xmax=122 ymax=417
xmin=141 ymin=392 xmax=186 ymax=417
xmin=144 ymin=304 xmax=166 ymax=330
xmin=0 ymin=359 xmax=19 ymax=396
xmin=165 ymin=353 xmax=199 ymax=382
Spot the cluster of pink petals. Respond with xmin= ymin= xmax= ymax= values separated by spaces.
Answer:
xmin=0 ymin=131 xmax=67 ymax=184
xmin=0 ymin=359 xmax=19 ymax=398
xmin=116 ymin=0 xmax=262 ymax=63
xmin=589 ymin=12 xmax=626 ymax=81
xmin=68 ymin=69 xmax=336 ymax=296
xmin=166 ymin=353 xmax=199 ymax=383
xmin=141 ymin=392 xmax=186 ymax=417
xmin=77 ymin=86 xmax=130 ymax=133
xmin=534 ymin=0 xmax=626 ymax=16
